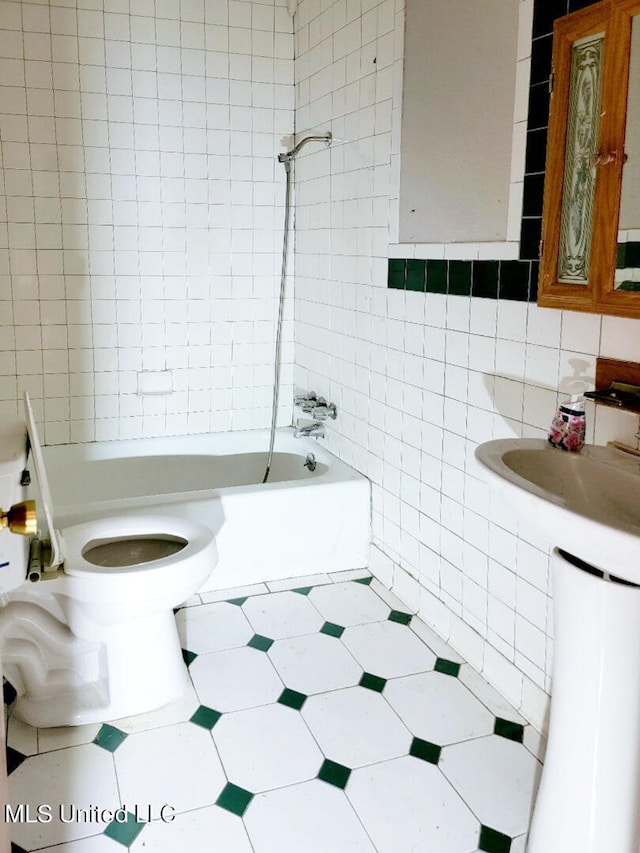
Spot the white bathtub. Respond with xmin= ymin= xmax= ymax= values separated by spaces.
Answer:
xmin=39 ymin=429 xmax=371 ymax=592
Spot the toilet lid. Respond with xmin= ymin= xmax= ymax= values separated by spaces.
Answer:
xmin=24 ymin=392 xmax=63 ymax=569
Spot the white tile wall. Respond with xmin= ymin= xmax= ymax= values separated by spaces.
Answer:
xmin=0 ymin=0 xmax=295 ymax=443
xmin=292 ymin=0 xmax=640 ymax=728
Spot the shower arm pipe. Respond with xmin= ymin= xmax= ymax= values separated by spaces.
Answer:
xmin=278 ymin=133 xmax=333 ymax=169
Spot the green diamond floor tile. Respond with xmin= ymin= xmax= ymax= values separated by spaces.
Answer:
xmin=494 ymin=717 xmax=525 ymax=743
xmin=104 ymin=812 xmax=146 ymax=846
xmin=293 ymin=586 xmax=312 ymax=595
xmin=359 ymin=672 xmax=387 ymax=692
xmin=248 ymin=634 xmax=274 ymax=652
xmin=388 ymin=609 xmax=413 ymax=625
xmin=277 ymin=688 xmax=307 ymax=710
xmin=227 ymin=597 xmax=248 ymax=606
xmin=6 ymin=746 xmax=27 ymax=775
xmin=434 ymin=658 xmax=461 ymax=677
xmin=190 ymin=704 xmax=223 ymax=730
xmin=182 ymin=648 xmax=198 ymax=666
xmin=409 ymin=737 xmax=442 ymax=765
xmin=354 ymin=576 xmax=373 ymax=585
xmin=478 ymin=824 xmax=512 ymax=853
xmin=320 ymin=621 xmax=345 ymax=638
xmin=317 ymin=758 xmax=351 ymax=789
xmin=93 ymin=723 xmax=128 ymax=753
xmin=216 ymin=782 xmax=254 ymax=817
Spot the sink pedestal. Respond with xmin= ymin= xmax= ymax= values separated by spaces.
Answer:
xmin=528 ymin=549 xmax=640 ymax=853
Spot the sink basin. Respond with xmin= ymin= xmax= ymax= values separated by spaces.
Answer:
xmin=475 ymin=438 xmax=640 ymax=584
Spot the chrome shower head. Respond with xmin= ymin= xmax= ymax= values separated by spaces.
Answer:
xmin=278 ymin=132 xmax=333 ymax=170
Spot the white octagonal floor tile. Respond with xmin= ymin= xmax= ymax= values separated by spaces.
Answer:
xmin=385 ymin=671 xmax=495 ymax=744
xmin=130 ymin=804 xmax=253 ymax=852
xmin=302 ymin=686 xmax=411 ymax=768
xmin=213 ymin=703 xmax=323 ymax=792
xmin=241 ymin=590 xmax=324 ymax=639
xmin=341 ymin=620 xmax=437 ymax=678
xmin=175 ymin=601 xmax=253 ymax=654
xmin=37 ymin=835 xmax=122 ymax=852
xmin=268 ymin=632 xmax=362 ymax=694
xmin=348 ymin=756 xmax=480 ymax=852
xmin=189 ymin=646 xmax=283 ymax=712
xmin=440 ymin=734 xmax=542 ymax=837
xmin=9 ymin=744 xmax=120 ymax=850
xmin=114 ymin=721 xmax=226 ymax=814
xmin=244 ymin=779 xmax=377 ymax=853
xmin=309 ymin=581 xmax=390 ymax=626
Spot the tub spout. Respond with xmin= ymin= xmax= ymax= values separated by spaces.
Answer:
xmin=294 ymin=420 xmax=325 ymax=439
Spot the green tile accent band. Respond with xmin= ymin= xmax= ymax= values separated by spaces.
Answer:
xmin=182 ymin=648 xmax=197 ymax=666
xmin=406 ymin=259 xmax=426 ymax=291
xmin=278 ymin=688 xmax=307 ymax=710
xmin=359 ymin=672 xmax=387 ymax=692
xmin=248 ymin=634 xmax=274 ymax=652
xmin=93 ymin=724 xmax=128 ymax=753
xmin=494 ymin=717 xmax=525 ymax=743
xmin=190 ymin=705 xmax=223 ymax=730
xmin=320 ymin=621 xmax=345 ymax=638
xmin=104 ymin=812 xmax=146 ymax=846
xmin=478 ymin=824 xmax=512 ymax=853
xmin=409 ymin=737 xmax=442 ymax=765
xmin=388 ymin=258 xmax=534 ymax=302
xmin=388 ymin=610 xmax=412 ymax=625
xmin=317 ymin=758 xmax=351 ymax=789
xmin=216 ymin=783 xmax=254 ymax=817
xmin=616 ymin=280 xmax=640 ymax=291
xmin=434 ymin=658 xmax=461 ymax=677
xmin=617 ymin=241 xmax=640 ymax=268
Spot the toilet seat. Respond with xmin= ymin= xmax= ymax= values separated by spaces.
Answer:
xmin=59 ymin=514 xmax=216 ymax=604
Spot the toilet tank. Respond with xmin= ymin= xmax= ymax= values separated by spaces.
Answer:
xmin=0 ymin=418 xmax=30 ymax=593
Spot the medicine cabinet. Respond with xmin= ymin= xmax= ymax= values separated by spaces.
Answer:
xmin=538 ymin=0 xmax=640 ymax=318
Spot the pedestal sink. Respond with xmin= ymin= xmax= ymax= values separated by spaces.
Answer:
xmin=476 ymin=439 xmax=640 ymax=853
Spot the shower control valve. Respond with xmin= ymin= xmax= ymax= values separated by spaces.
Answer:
xmin=312 ymin=403 xmax=337 ymax=421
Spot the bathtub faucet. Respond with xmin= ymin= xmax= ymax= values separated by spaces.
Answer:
xmin=294 ymin=419 xmax=325 ymax=439
xmin=294 ymin=391 xmax=338 ymax=421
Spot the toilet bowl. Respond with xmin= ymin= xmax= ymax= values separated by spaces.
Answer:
xmin=0 ymin=396 xmax=217 ymax=728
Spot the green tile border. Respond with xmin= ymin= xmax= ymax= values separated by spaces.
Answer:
xmin=354 ymin=576 xmax=373 ymax=585
xmin=388 ymin=258 xmax=534 ymax=302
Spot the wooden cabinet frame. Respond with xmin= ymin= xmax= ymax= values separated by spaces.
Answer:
xmin=538 ymin=0 xmax=640 ymax=318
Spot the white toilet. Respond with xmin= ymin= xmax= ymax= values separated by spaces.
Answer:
xmin=0 ymin=396 xmax=217 ymax=728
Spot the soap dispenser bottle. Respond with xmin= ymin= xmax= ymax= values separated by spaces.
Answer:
xmin=548 ymin=394 xmax=586 ymax=452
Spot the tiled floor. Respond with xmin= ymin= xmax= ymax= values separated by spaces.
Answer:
xmin=6 ymin=571 xmax=543 ymax=853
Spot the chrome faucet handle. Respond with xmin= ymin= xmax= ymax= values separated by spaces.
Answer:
xmin=294 ymin=391 xmax=317 ymax=407
xmin=311 ymin=403 xmax=337 ymax=421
